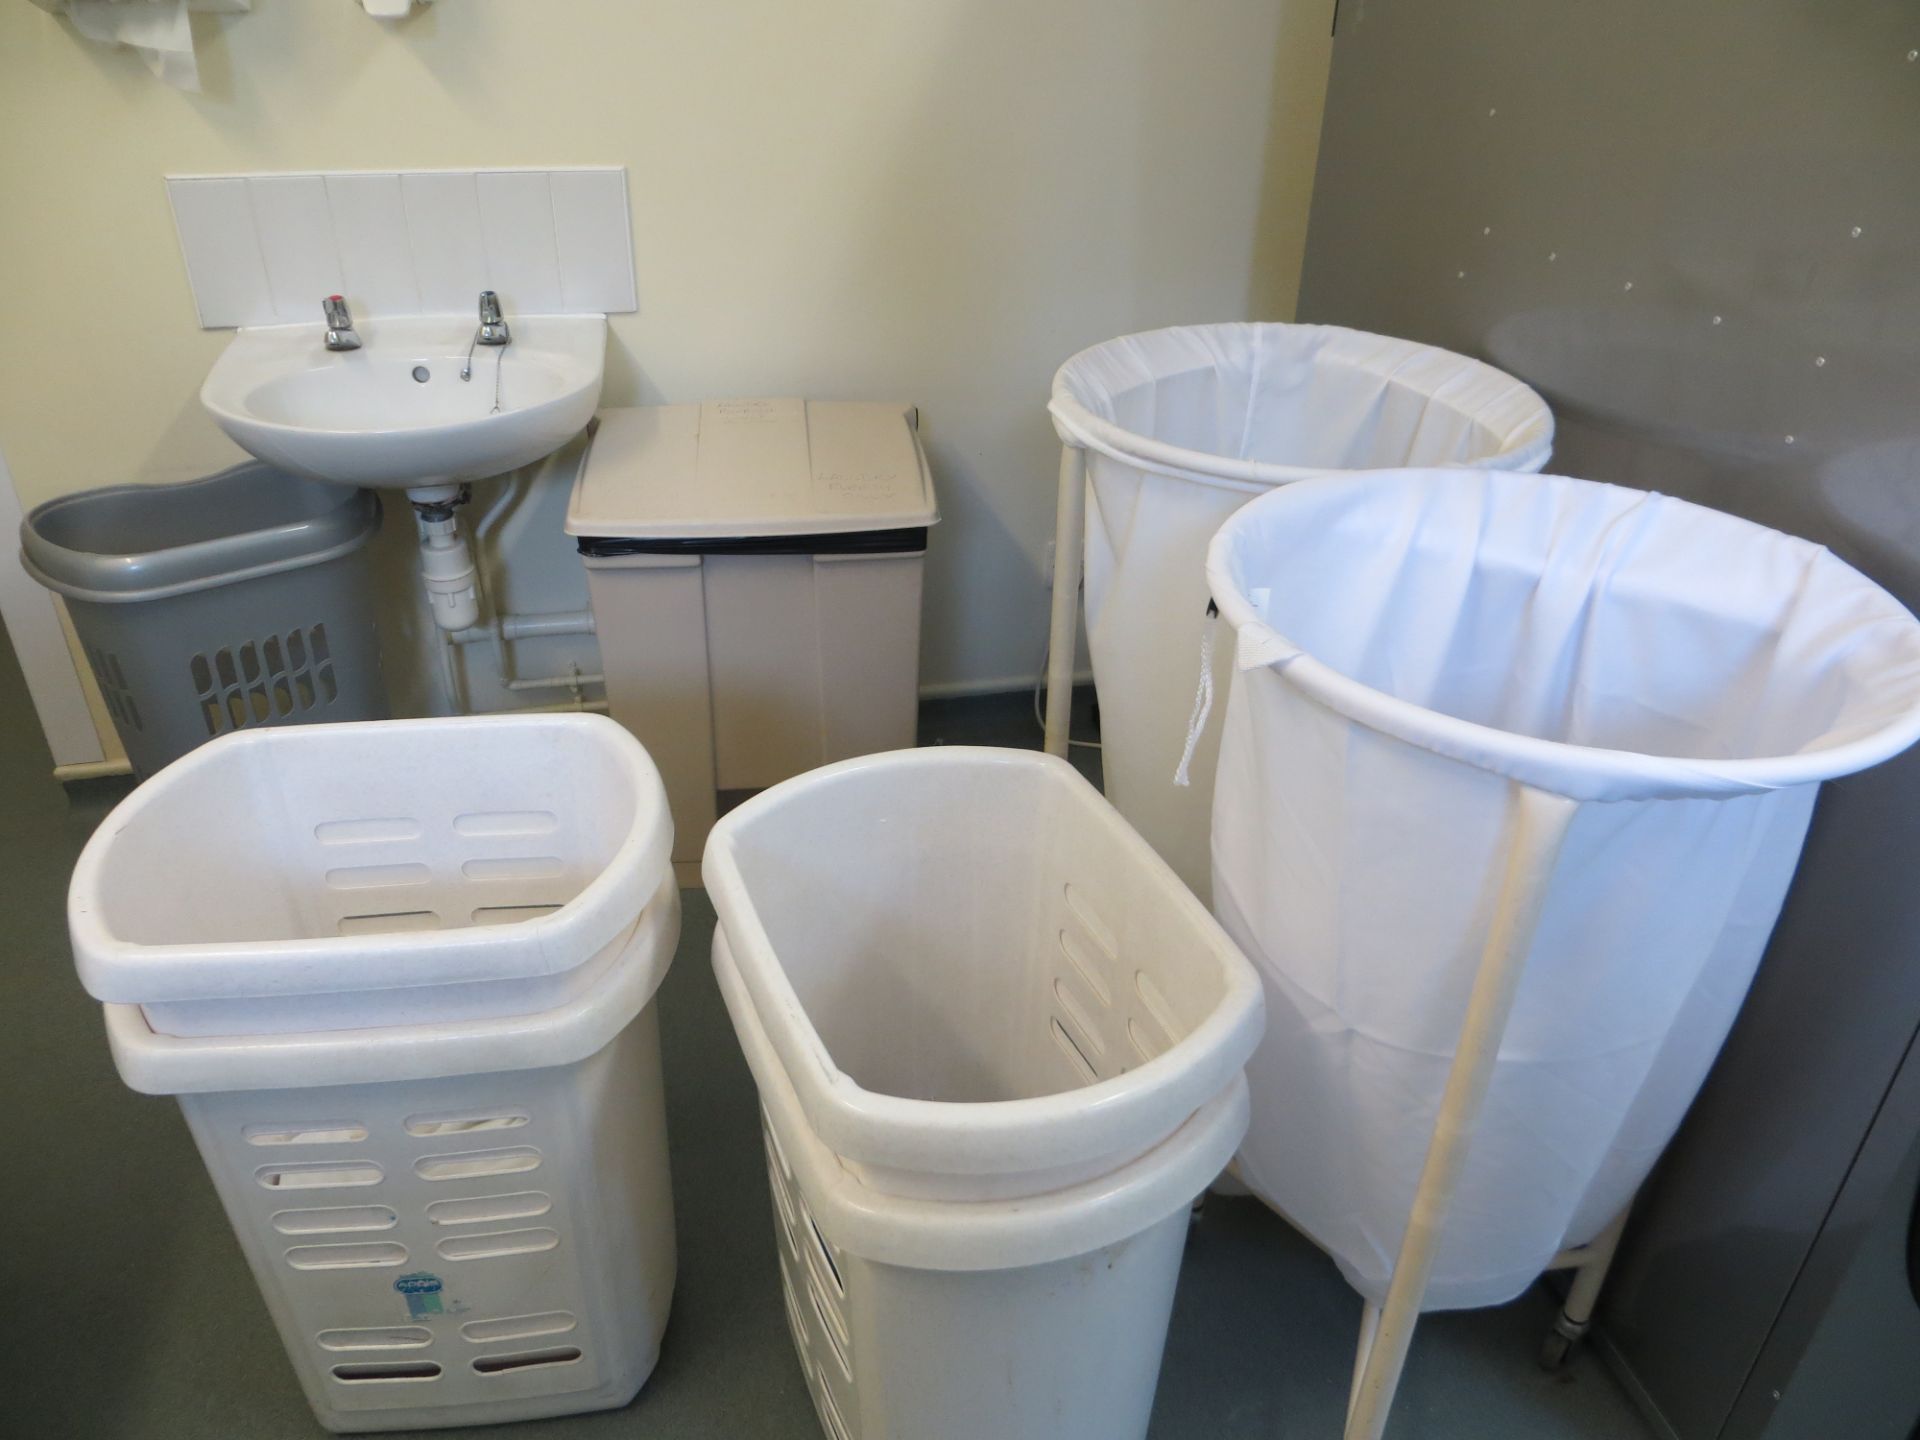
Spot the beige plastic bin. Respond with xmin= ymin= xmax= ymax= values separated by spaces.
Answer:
xmin=569 ymin=399 xmax=937 ymax=880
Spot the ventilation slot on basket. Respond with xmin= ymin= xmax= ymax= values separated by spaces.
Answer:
xmin=325 ymin=863 xmax=432 ymax=891
xmin=314 ymin=817 xmax=423 ymax=845
xmin=1128 ymin=1017 xmax=1164 ymax=1065
xmin=191 ymin=625 xmax=338 ymax=737
xmin=472 ymin=1347 xmax=583 ymax=1376
xmin=414 ymin=1148 xmax=541 ymax=1182
xmin=460 ymin=1311 xmax=577 ymax=1345
xmin=805 ymin=1210 xmax=844 ymax=1296
xmin=245 ymin=1121 xmax=368 ymax=1146
xmin=404 ymin=1109 xmax=530 ymax=1138
xmin=1133 ymin=970 xmax=1181 ymax=1052
xmin=765 ymin=1137 xmax=800 ymax=1244
xmin=808 ymin=1277 xmax=853 ymax=1380
xmin=1051 ymin=1017 xmax=1100 ymax=1085
xmin=815 ymin=1362 xmax=856 ymax=1440
xmin=1063 ymin=882 xmax=1120 ymax=960
xmin=331 ymin=1361 xmax=442 ymax=1383
xmin=471 ymin=903 xmax=565 ymax=926
xmin=87 ymin=645 xmax=143 ymax=733
xmin=337 ymin=910 xmax=441 ymax=935
xmin=1057 ymin=927 xmax=1113 ymax=1007
xmin=285 ymin=1242 xmax=408 ymax=1270
xmin=780 ymin=1273 xmax=808 ymax=1351
xmin=461 ymin=855 xmax=566 ymax=881
xmin=318 ymin=1326 xmax=432 ymax=1353
xmin=256 ymin=1160 xmax=382 ymax=1190
xmin=1052 ymin=978 xmax=1107 ymax=1057
xmin=427 ymin=1192 xmax=551 ymax=1228
xmin=453 ymin=810 xmax=560 ymax=838
xmin=272 ymin=1205 xmax=397 ymax=1236
xmin=436 ymin=1228 xmax=560 ymax=1262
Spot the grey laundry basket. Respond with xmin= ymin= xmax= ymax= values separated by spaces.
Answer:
xmin=21 ymin=462 xmax=386 ymax=777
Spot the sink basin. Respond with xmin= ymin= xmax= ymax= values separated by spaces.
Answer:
xmin=201 ymin=314 xmax=606 ymax=490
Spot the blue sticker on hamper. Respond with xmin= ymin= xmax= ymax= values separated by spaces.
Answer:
xmin=395 ymin=1272 xmax=445 ymax=1318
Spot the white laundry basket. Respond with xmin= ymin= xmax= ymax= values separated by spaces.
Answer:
xmin=69 ymin=714 xmax=673 ymax=1037
xmin=1045 ymin=323 xmax=1554 ymax=897
xmin=102 ymin=886 xmax=679 ymax=1434
xmin=68 ymin=712 xmax=682 ymax=1433
xmin=703 ymin=747 xmax=1264 ymax=1440
xmin=1204 ymin=468 xmax=1920 ymax=1436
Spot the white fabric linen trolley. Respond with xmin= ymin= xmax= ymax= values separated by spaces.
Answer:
xmin=1044 ymin=323 xmax=1555 ymax=898
xmin=704 ymin=747 xmax=1265 ymax=1440
xmin=68 ymin=714 xmax=681 ymax=1433
xmin=1203 ymin=469 xmax=1920 ymax=1439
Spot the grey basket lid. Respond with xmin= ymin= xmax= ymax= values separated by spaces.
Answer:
xmin=21 ymin=462 xmax=381 ymax=604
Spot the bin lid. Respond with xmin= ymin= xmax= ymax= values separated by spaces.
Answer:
xmin=565 ymin=398 xmax=938 ymax=541
xmin=20 ymin=462 xmax=380 ymax=604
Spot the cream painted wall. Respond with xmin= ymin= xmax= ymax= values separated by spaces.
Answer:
xmin=0 ymin=0 xmax=1331 ymax=746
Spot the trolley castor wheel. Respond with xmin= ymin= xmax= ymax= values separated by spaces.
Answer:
xmin=1538 ymin=1313 xmax=1587 ymax=1371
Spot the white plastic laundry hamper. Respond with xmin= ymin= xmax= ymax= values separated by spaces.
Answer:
xmin=703 ymin=748 xmax=1265 ymax=1440
xmin=69 ymin=714 xmax=682 ymax=1433
xmin=1045 ymin=323 xmax=1554 ymax=897
xmin=69 ymin=714 xmax=673 ymax=1037
xmin=1203 ymin=468 xmax=1920 ymax=1438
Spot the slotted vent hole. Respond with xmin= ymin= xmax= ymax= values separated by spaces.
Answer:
xmin=1051 ymin=1017 xmax=1099 ymax=1085
xmin=1057 ymin=928 xmax=1113 ymax=1006
xmin=816 ymin=1364 xmax=855 ymax=1440
xmin=805 ymin=1210 xmax=843 ymax=1295
xmin=809 ymin=1280 xmax=852 ymax=1380
xmin=404 ymin=1110 xmax=529 ymax=1138
xmin=1062 ymin=882 xmax=1119 ymax=959
xmin=1052 ymin=978 xmax=1106 ymax=1056
xmin=331 ymin=1361 xmax=441 ymax=1383
xmin=471 ymin=1347 xmax=582 ymax=1376
xmin=245 ymin=1121 xmax=367 ymax=1147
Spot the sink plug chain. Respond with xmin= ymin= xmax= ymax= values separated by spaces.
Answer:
xmin=459 ymin=332 xmax=506 ymax=415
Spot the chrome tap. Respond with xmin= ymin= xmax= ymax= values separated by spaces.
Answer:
xmin=322 ymin=295 xmax=361 ymax=352
xmin=476 ymin=290 xmax=511 ymax=347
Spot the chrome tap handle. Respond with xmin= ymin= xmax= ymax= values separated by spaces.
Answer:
xmin=477 ymin=290 xmax=511 ymax=346
xmin=322 ymin=295 xmax=361 ymax=351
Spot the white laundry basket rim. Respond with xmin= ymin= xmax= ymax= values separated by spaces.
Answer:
xmin=70 ymin=713 xmax=675 ymax=1004
xmin=715 ymin=929 xmax=1249 ymax=1272
xmin=702 ymin=747 xmax=1265 ymax=1180
xmin=1048 ymin=322 xmax=1555 ymax=491
xmin=104 ymin=877 xmax=678 ymax=1095
xmin=1206 ymin=468 xmax=1920 ymax=802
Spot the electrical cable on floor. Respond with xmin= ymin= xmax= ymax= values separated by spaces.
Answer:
xmin=1033 ymin=626 xmax=1101 ymax=750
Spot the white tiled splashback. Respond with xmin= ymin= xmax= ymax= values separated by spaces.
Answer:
xmin=166 ymin=168 xmax=636 ymax=329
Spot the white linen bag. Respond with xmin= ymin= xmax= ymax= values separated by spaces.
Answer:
xmin=1049 ymin=323 xmax=1553 ymax=898
xmin=1206 ymin=468 xmax=1920 ymax=1308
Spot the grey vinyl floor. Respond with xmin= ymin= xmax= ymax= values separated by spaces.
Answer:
xmin=0 ymin=639 xmax=1653 ymax=1439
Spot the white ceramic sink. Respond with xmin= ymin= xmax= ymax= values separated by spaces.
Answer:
xmin=201 ymin=315 xmax=606 ymax=490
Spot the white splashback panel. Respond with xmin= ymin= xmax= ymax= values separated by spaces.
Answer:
xmin=166 ymin=167 xmax=636 ymax=328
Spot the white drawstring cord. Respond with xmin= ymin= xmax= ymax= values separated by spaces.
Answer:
xmin=1173 ymin=600 xmax=1218 ymax=787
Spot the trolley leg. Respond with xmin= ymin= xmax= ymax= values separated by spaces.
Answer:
xmin=1345 ymin=787 xmax=1578 ymax=1440
xmin=1540 ymin=1205 xmax=1631 ymax=1371
xmin=1349 ymin=1302 xmax=1382 ymax=1415
xmin=1043 ymin=446 xmax=1087 ymax=758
